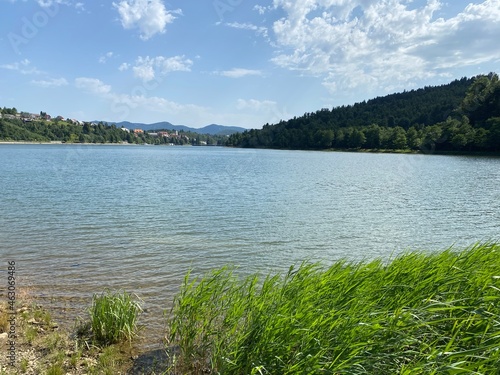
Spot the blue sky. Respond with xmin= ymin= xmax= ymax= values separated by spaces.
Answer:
xmin=1 ymin=0 xmax=499 ymax=129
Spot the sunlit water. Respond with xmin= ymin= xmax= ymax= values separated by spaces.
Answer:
xmin=1 ymin=144 xmax=499 ymax=349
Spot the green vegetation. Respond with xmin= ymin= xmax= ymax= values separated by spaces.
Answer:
xmin=167 ymin=243 xmax=500 ymax=374
xmin=228 ymin=73 xmax=500 ymax=153
xmin=3 ymin=73 xmax=499 ymax=152
xmin=3 ymin=245 xmax=500 ymax=374
xmin=20 ymin=358 xmax=28 ymax=373
xmin=0 ymin=292 xmax=145 ymax=374
xmin=24 ymin=325 xmax=38 ymax=344
xmin=89 ymin=290 xmax=142 ymax=346
xmin=0 ymin=115 xmax=133 ymax=144
xmin=86 ymin=346 xmax=129 ymax=375
xmin=0 ymin=109 xmax=228 ymax=145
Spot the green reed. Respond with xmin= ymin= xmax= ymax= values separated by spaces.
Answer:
xmin=89 ymin=290 xmax=142 ymax=346
xmin=166 ymin=243 xmax=500 ymax=374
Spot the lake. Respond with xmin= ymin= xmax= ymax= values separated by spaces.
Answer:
xmin=1 ymin=144 xmax=499 ymax=349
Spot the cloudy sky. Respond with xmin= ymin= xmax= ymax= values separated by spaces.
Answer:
xmin=1 ymin=0 xmax=499 ymax=128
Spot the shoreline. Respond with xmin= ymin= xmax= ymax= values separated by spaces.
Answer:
xmin=0 ymin=141 xmax=197 ymax=147
xmin=2 ymin=141 xmax=499 ymax=156
xmin=0 ymin=141 xmax=137 ymax=146
xmin=0 ymin=297 xmax=171 ymax=374
xmin=2 ymin=243 xmax=499 ymax=374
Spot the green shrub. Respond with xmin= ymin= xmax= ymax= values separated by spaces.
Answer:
xmin=89 ymin=290 xmax=142 ymax=346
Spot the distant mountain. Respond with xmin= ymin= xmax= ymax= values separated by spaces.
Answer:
xmin=200 ymin=124 xmax=248 ymax=136
xmin=94 ymin=121 xmax=246 ymax=136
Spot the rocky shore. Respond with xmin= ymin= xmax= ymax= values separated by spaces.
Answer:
xmin=0 ymin=301 xmax=171 ymax=374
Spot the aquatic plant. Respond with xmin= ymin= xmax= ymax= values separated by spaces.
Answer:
xmin=89 ymin=290 xmax=142 ymax=346
xmin=166 ymin=243 xmax=500 ymax=374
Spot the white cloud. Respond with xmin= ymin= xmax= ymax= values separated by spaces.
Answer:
xmin=72 ymin=78 xmax=282 ymax=127
xmin=1 ymin=58 xmax=29 ymax=69
xmin=99 ymin=52 xmax=114 ymax=64
xmin=253 ymin=5 xmax=270 ymax=15
xmin=36 ymin=0 xmax=84 ymax=10
xmin=31 ymin=77 xmax=68 ymax=87
xmin=218 ymin=68 xmax=263 ymax=78
xmin=74 ymin=76 xmax=207 ymax=122
xmin=113 ymin=0 xmax=180 ymax=40
xmin=75 ymin=77 xmax=112 ymax=95
xmin=37 ymin=0 xmax=70 ymax=7
xmin=0 ymin=59 xmax=43 ymax=75
xmin=237 ymin=98 xmax=277 ymax=111
xmin=236 ymin=98 xmax=291 ymax=125
xmin=270 ymin=0 xmax=500 ymax=95
xmin=118 ymin=62 xmax=130 ymax=71
xmin=159 ymin=56 xmax=193 ymax=73
xmin=131 ymin=55 xmax=193 ymax=82
xmin=111 ymin=93 xmax=205 ymax=115
xmin=133 ymin=61 xmax=155 ymax=81
xmin=225 ymin=22 xmax=269 ymax=38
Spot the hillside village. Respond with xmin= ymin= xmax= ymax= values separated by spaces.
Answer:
xmin=1 ymin=110 xmax=79 ymax=124
xmin=0 ymin=107 xmax=222 ymax=145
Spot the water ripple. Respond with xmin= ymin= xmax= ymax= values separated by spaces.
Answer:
xmin=0 ymin=145 xmax=498 ymax=349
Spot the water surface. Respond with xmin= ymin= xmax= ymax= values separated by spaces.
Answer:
xmin=1 ymin=144 xmax=498 ymax=348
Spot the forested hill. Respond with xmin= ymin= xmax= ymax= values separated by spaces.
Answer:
xmin=0 ymin=115 xmax=229 ymax=145
xmin=228 ymin=74 xmax=500 ymax=153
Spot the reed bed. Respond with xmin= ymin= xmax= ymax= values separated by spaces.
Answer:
xmin=166 ymin=243 xmax=500 ymax=374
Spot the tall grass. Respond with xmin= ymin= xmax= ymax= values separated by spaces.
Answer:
xmin=166 ymin=243 xmax=500 ymax=374
xmin=89 ymin=290 xmax=142 ymax=346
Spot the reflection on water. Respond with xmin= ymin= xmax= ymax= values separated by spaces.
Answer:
xmin=1 ymin=144 xmax=499 ymax=349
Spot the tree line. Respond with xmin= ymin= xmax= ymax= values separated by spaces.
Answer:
xmin=0 ymin=114 xmax=228 ymax=146
xmin=227 ymin=74 xmax=500 ymax=153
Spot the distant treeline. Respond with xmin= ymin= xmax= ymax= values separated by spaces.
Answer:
xmin=227 ymin=74 xmax=500 ymax=153
xmin=0 ymin=115 xmax=227 ymax=145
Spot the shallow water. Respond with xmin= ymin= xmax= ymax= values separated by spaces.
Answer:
xmin=1 ymin=144 xmax=499 ymax=348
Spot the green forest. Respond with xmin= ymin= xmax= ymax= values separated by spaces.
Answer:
xmin=0 ymin=113 xmax=226 ymax=146
xmin=228 ymin=73 xmax=500 ymax=153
